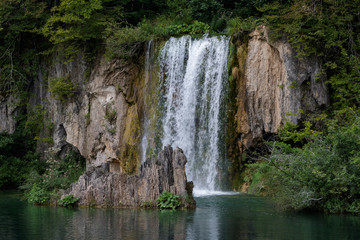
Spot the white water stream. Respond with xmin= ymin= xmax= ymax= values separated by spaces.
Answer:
xmin=158 ymin=35 xmax=230 ymax=192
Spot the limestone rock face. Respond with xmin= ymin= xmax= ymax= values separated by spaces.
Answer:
xmin=63 ymin=146 xmax=195 ymax=208
xmin=233 ymin=26 xmax=329 ymax=149
xmin=0 ymin=96 xmax=18 ymax=134
xmin=29 ymin=53 xmax=143 ymax=173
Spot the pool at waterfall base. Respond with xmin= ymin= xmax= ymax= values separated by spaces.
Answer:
xmin=1 ymin=191 xmax=359 ymax=240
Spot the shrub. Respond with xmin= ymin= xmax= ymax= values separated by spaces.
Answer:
xmin=251 ymin=118 xmax=360 ymax=214
xmin=49 ymin=76 xmax=77 ymax=102
xmin=58 ymin=195 xmax=80 ymax=208
xmin=157 ymin=191 xmax=181 ymax=210
xmin=226 ymin=17 xmax=262 ymax=35
xmin=27 ymin=183 xmax=50 ymax=205
xmin=105 ymin=17 xmax=211 ymax=59
xmin=21 ymin=148 xmax=85 ymax=204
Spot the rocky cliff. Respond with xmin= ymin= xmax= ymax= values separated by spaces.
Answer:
xmin=63 ymin=146 xmax=195 ymax=207
xmin=0 ymin=28 xmax=329 ymax=198
xmin=230 ymin=26 xmax=328 ymax=151
xmin=29 ymin=53 xmax=145 ymax=174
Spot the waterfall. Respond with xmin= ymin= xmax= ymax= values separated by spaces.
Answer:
xmin=158 ymin=35 xmax=230 ymax=192
xmin=141 ymin=40 xmax=153 ymax=162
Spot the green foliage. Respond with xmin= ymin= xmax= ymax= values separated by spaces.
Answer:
xmin=0 ymin=131 xmax=40 ymax=189
xmin=233 ymin=0 xmax=274 ymax=18
xmin=259 ymin=0 xmax=360 ymax=109
xmin=40 ymin=0 xmax=104 ymax=45
xmin=187 ymin=0 xmax=224 ymax=24
xmin=21 ymin=148 xmax=85 ymax=204
xmin=26 ymin=183 xmax=51 ymax=205
xmin=157 ymin=191 xmax=181 ymax=210
xmin=58 ymin=195 xmax=79 ymax=207
xmin=166 ymin=21 xmax=211 ymax=36
xmin=104 ymin=106 xmax=117 ymax=123
xmin=0 ymin=0 xmax=48 ymax=97
xmin=226 ymin=17 xmax=263 ymax=35
xmin=166 ymin=0 xmax=192 ymax=24
xmin=252 ymin=117 xmax=360 ymax=214
xmin=105 ymin=17 xmax=211 ymax=59
xmin=106 ymin=126 xmax=116 ymax=135
xmin=25 ymin=105 xmax=48 ymax=136
xmin=85 ymin=112 xmax=91 ymax=126
xmin=49 ymin=76 xmax=77 ymax=102
xmin=278 ymin=120 xmax=322 ymax=143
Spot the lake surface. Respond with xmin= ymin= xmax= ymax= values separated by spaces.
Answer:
xmin=1 ymin=192 xmax=359 ymax=240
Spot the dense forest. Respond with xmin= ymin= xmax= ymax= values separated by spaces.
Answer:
xmin=1 ymin=0 xmax=360 ymax=214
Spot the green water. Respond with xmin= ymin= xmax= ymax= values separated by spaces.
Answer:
xmin=1 ymin=192 xmax=359 ymax=240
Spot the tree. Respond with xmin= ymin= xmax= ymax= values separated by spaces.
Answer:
xmin=0 ymin=0 xmax=48 ymax=96
xmin=40 ymin=0 xmax=104 ymax=44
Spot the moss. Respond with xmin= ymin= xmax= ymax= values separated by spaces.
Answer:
xmin=185 ymin=181 xmax=196 ymax=208
xmin=85 ymin=112 xmax=91 ymax=126
xmin=120 ymin=144 xmax=139 ymax=174
xmin=140 ymin=40 xmax=164 ymax=159
xmin=120 ymin=105 xmax=141 ymax=174
xmin=226 ymin=36 xmax=249 ymax=191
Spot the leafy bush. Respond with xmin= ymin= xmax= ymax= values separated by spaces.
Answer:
xmin=226 ymin=17 xmax=263 ymax=35
xmin=251 ymin=117 xmax=360 ymax=214
xmin=157 ymin=191 xmax=181 ymax=210
xmin=49 ymin=76 xmax=77 ymax=102
xmin=26 ymin=183 xmax=51 ymax=205
xmin=58 ymin=195 xmax=80 ymax=207
xmin=22 ymin=148 xmax=85 ymax=204
xmin=166 ymin=21 xmax=211 ymax=36
xmin=105 ymin=17 xmax=211 ymax=59
xmin=40 ymin=0 xmax=104 ymax=45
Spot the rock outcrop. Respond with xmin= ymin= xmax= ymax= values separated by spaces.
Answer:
xmin=63 ymin=146 xmax=195 ymax=208
xmin=0 ymin=96 xmax=18 ymax=134
xmin=27 ymin=52 xmax=145 ymax=174
xmin=231 ymin=26 xmax=329 ymax=150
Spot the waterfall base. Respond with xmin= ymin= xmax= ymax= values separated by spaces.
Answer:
xmin=193 ymin=189 xmax=241 ymax=197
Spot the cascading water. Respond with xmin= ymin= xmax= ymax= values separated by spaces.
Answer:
xmin=141 ymin=40 xmax=153 ymax=162
xmin=157 ymin=35 xmax=230 ymax=193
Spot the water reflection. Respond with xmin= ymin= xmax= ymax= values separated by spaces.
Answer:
xmin=1 ymin=192 xmax=359 ymax=240
xmin=23 ymin=207 xmax=189 ymax=240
